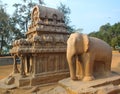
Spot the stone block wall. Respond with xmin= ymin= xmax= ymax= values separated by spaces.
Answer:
xmin=0 ymin=56 xmax=13 ymax=66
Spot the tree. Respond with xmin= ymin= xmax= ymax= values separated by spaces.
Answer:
xmin=0 ymin=4 xmax=10 ymax=54
xmin=57 ymin=3 xmax=75 ymax=33
xmin=110 ymin=23 xmax=120 ymax=48
xmin=89 ymin=22 xmax=120 ymax=49
xmin=0 ymin=1 xmax=24 ymax=55
xmin=99 ymin=23 xmax=111 ymax=32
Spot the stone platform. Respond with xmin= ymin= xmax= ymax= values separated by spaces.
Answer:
xmin=57 ymin=75 xmax=120 ymax=94
xmin=0 ymin=71 xmax=69 ymax=89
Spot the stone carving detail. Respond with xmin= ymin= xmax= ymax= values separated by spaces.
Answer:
xmin=10 ymin=5 xmax=69 ymax=86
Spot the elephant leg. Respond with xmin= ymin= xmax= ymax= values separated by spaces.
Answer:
xmin=104 ymin=57 xmax=112 ymax=76
xmin=83 ymin=55 xmax=95 ymax=81
xmin=76 ymin=56 xmax=84 ymax=79
xmin=68 ymin=55 xmax=77 ymax=80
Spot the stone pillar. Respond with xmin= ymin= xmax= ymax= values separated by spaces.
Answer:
xmin=45 ymin=55 xmax=48 ymax=72
xmin=20 ymin=55 xmax=26 ymax=77
xmin=33 ymin=54 xmax=37 ymax=77
xmin=55 ymin=55 xmax=58 ymax=71
xmin=29 ymin=56 xmax=33 ymax=73
xmin=13 ymin=55 xmax=19 ymax=74
xmin=25 ymin=56 xmax=29 ymax=73
xmin=25 ymin=56 xmax=27 ymax=73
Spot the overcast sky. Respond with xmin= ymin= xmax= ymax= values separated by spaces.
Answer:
xmin=2 ymin=0 xmax=120 ymax=34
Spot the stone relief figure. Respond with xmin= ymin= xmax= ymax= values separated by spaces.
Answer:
xmin=32 ymin=8 xmax=39 ymax=25
xmin=54 ymin=35 xmax=64 ymax=45
xmin=67 ymin=32 xmax=112 ymax=81
xmin=53 ymin=14 xmax=57 ymax=24
xmin=43 ymin=34 xmax=53 ymax=46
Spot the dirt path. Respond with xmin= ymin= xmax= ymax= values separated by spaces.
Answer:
xmin=0 ymin=65 xmax=13 ymax=80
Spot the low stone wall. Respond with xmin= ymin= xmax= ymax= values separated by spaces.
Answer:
xmin=0 ymin=56 xmax=13 ymax=66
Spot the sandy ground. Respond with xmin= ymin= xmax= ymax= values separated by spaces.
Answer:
xmin=0 ymin=51 xmax=120 ymax=94
xmin=111 ymin=51 xmax=120 ymax=72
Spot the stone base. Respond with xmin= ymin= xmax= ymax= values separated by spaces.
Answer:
xmin=58 ymin=75 xmax=120 ymax=94
xmin=31 ymin=72 xmax=69 ymax=86
xmin=14 ymin=75 xmax=31 ymax=87
xmin=0 ymin=71 xmax=70 ymax=88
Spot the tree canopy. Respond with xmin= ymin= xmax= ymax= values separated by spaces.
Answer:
xmin=89 ymin=22 xmax=120 ymax=49
xmin=0 ymin=3 xmax=24 ymax=55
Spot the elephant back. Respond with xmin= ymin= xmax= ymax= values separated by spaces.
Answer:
xmin=89 ymin=37 xmax=112 ymax=56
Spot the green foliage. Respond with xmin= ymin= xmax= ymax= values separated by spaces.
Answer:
xmin=0 ymin=3 xmax=23 ymax=55
xmin=0 ymin=5 xmax=10 ymax=54
xmin=89 ymin=22 xmax=120 ymax=49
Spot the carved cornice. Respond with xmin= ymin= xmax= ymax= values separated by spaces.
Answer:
xmin=10 ymin=47 xmax=66 ymax=54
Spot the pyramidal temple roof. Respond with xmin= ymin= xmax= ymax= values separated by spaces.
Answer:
xmin=31 ymin=5 xmax=64 ymax=21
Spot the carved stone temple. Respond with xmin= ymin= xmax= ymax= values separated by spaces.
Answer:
xmin=9 ymin=5 xmax=69 ymax=87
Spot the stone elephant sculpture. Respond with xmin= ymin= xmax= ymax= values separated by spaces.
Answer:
xmin=67 ymin=32 xmax=112 ymax=81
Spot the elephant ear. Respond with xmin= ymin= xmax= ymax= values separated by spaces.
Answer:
xmin=82 ymin=34 xmax=89 ymax=52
